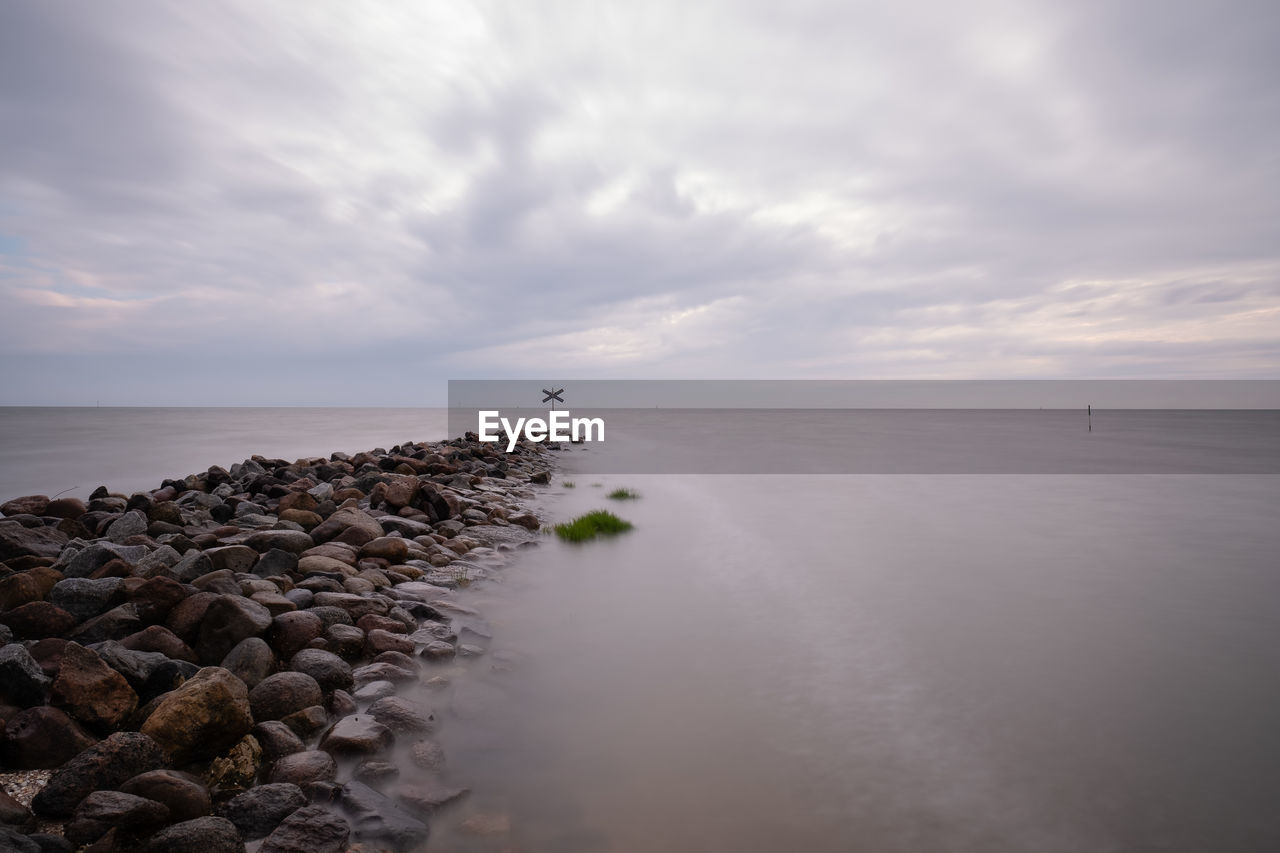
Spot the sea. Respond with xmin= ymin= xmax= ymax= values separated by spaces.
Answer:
xmin=3 ymin=406 xmax=1279 ymax=852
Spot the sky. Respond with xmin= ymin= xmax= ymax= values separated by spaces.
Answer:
xmin=1 ymin=0 xmax=1278 ymax=405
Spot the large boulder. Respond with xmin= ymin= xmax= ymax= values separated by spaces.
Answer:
xmin=61 ymin=542 xmax=147 ymax=578
xmin=0 ymin=601 xmax=76 ymax=640
xmin=48 ymin=577 xmax=126 ymax=622
xmin=245 ymin=530 xmax=314 ymax=554
xmin=269 ymin=611 xmax=324 ymax=660
xmin=289 ymin=648 xmax=352 ymax=694
xmin=195 ymin=595 xmax=272 ymax=664
xmin=367 ymin=696 xmax=435 ymax=733
xmin=0 ymin=521 xmax=67 ymax=560
xmin=318 ymin=715 xmax=393 ymax=756
xmin=1 ymin=495 xmax=49 ymax=517
xmin=221 ymin=637 xmax=275 ymax=688
xmin=50 ymin=642 xmax=138 ymax=731
xmin=310 ymin=507 xmax=383 ymax=544
xmin=340 ymin=781 xmax=429 ymax=850
xmin=140 ymin=667 xmax=254 ymax=764
xmin=65 ymin=790 xmax=169 ymax=846
xmin=266 ymin=750 xmax=336 ymax=786
xmin=119 ymin=769 xmax=211 ymax=823
xmin=32 ymin=732 xmax=168 ymax=819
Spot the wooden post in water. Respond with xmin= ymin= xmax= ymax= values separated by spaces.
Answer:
xmin=1088 ymin=404 xmax=1092 ymax=431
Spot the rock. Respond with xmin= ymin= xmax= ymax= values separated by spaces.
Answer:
xmin=252 ymin=548 xmax=299 ymax=578
xmin=0 ymin=572 xmax=49 ymax=611
xmin=352 ymin=661 xmax=416 ymax=686
xmin=310 ymin=507 xmax=384 ymax=545
xmin=408 ymin=738 xmax=446 ymax=771
xmin=269 ymin=611 xmax=324 ymax=659
xmin=245 ymin=530 xmax=314 ymax=554
xmin=279 ymin=705 xmax=328 ymax=737
xmin=215 ymin=783 xmax=306 ymax=840
xmin=140 ymin=666 xmax=254 ymax=764
xmin=318 ymin=715 xmax=392 ymax=756
xmin=203 ymin=545 xmax=258 ymax=573
xmin=2 ymin=705 xmax=97 ymax=768
xmin=396 ymin=779 xmax=469 ymax=813
xmin=1 ymin=601 xmax=77 ymax=640
xmin=195 ymin=595 xmax=272 ymax=664
xmin=253 ymin=720 xmax=305 ymax=761
xmin=339 ymin=781 xmax=429 ymax=849
xmin=119 ymin=769 xmax=211 ymax=823
xmin=129 ymin=576 xmax=189 ymax=621
xmin=120 ymin=624 xmax=197 ymax=663
xmin=62 ymin=542 xmax=147 ymax=578
xmin=0 ymin=827 xmax=40 ymax=853
xmin=267 ymin=750 xmax=336 ymax=786
xmin=45 ymin=496 xmax=86 ymax=519
xmin=145 ymin=816 xmax=246 ymax=853
xmin=359 ymin=537 xmax=409 ymax=562
xmin=1 ymin=495 xmax=49 ymax=517
xmin=67 ymin=602 xmax=143 ymax=644
xmin=170 ymin=550 xmax=214 ymax=583
xmin=353 ymin=759 xmax=399 ymax=785
xmin=367 ymin=696 xmax=435 ymax=733
xmin=289 ymin=648 xmax=352 ymax=694
xmin=65 ymin=790 xmax=169 ymax=845
xmin=509 ymin=511 xmax=540 ymax=530
xmin=365 ymin=628 xmax=414 ymax=656
xmin=323 ymin=623 xmax=365 ymax=659
xmin=529 ymin=469 xmax=551 ymax=484
xmin=352 ymin=680 xmax=397 ymax=702
xmin=296 ymin=555 xmax=354 ymax=576
xmin=164 ymin=591 xmax=217 ymax=642
xmin=105 ymin=510 xmax=148 ymax=542
xmin=249 ymin=671 xmax=323 ymax=722
xmin=0 ymin=787 xmax=35 ymax=831
xmin=0 ymin=643 xmax=50 ymax=707
xmin=32 ymin=731 xmax=168 ymax=819
xmin=0 ymin=521 xmax=67 ymax=561
xmin=419 ymin=640 xmax=456 ymax=661
xmin=221 ymin=637 xmax=275 ymax=688
xmin=328 ymin=688 xmax=357 ymax=718
xmin=50 ymin=642 xmax=138 ymax=731
xmin=259 ymin=804 xmax=349 ymax=853
xmin=49 ymin=577 xmax=125 ymax=622
xmin=205 ymin=733 xmax=263 ymax=795
xmin=309 ymin=592 xmax=387 ymax=621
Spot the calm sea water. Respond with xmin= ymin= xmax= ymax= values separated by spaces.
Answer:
xmin=3 ymin=408 xmax=1278 ymax=851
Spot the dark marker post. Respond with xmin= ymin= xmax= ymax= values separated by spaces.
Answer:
xmin=1088 ymin=404 xmax=1092 ymax=432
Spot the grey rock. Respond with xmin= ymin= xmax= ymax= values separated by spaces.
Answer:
xmin=267 ymin=750 xmax=336 ymax=786
xmin=367 ymin=696 xmax=435 ymax=733
xmin=62 ymin=542 xmax=148 ymax=578
xmin=318 ymin=715 xmax=392 ymax=756
xmin=216 ymin=782 xmax=306 ymax=840
xmin=289 ymin=648 xmax=352 ymax=694
xmin=32 ymin=732 xmax=167 ymax=819
xmin=249 ymin=671 xmax=323 ymax=722
xmin=171 ymin=549 xmax=214 ymax=583
xmin=65 ymin=790 xmax=169 ymax=845
xmin=221 ymin=637 xmax=275 ymax=689
xmin=105 ymin=510 xmax=148 ymax=542
xmin=339 ymin=781 xmax=429 ymax=849
xmin=146 ymin=816 xmax=246 ymax=853
xmin=0 ymin=643 xmax=50 ymax=707
xmin=49 ymin=577 xmax=125 ymax=622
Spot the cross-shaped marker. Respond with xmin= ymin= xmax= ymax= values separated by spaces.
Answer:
xmin=542 ymin=387 xmax=565 ymax=405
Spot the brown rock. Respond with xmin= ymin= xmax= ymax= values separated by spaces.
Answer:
xmin=1 ymin=495 xmax=49 ymax=517
xmin=119 ymin=769 xmax=211 ymax=823
xmin=267 ymin=750 xmax=336 ymax=786
xmin=121 ymin=625 xmax=198 ymax=663
xmin=0 ymin=600 xmax=76 ymax=640
xmin=2 ymin=705 xmax=98 ymax=768
xmin=269 ymin=611 xmax=324 ymax=659
xmin=165 ymin=591 xmax=218 ymax=643
xmin=141 ymin=667 xmax=254 ymax=764
xmin=50 ymin=642 xmax=138 ymax=731
xmin=205 ymin=734 xmax=263 ymax=796
xmin=249 ymin=671 xmax=323 ymax=722
xmin=366 ymin=629 xmax=414 ymax=656
xmin=195 ymin=595 xmax=272 ymax=664
xmin=359 ymin=537 xmax=409 ymax=562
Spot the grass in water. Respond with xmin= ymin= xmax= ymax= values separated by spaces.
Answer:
xmin=590 ymin=482 xmax=603 ymax=488
xmin=554 ymin=510 xmax=634 ymax=542
xmin=562 ymin=481 xmax=576 ymax=488
xmin=607 ymin=488 xmax=640 ymax=500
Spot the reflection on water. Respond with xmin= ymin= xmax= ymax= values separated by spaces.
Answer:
xmin=420 ymin=469 xmax=1280 ymax=852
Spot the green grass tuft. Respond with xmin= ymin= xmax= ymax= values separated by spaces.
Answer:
xmin=606 ymin=488 xmax=640 ymax=500
xmin=554 ymin=510 xmax=634 ymax=543
xmin=561 ymin=480 xmax=576 ymax=488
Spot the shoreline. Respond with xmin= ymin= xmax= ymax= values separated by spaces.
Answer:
xmin=0 ymin=434 xmax=554 ymax=852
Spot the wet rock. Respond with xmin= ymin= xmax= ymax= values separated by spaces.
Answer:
xmin=396 ymin=779 xmax=469 ymax=813
xmin=0 ymin=521 xmax=67 ymax=561
xmin=353 ymin=758 xmax=399 ymax=785
xmin=267 ymin=750 xmax=336 ymax=786
xmin=280 ymin=705 xmax=329 ymax=737
xmin=170 ymin=550 xmax=214 ymax=583
xmin=205 ymin=733 xmax=263 ymax=795
xmin=252 ymin=721 xmax=305 ymax=761
xmin=259 ymin=804 xmax=349 ymax=853
xmin=1 ymin=601 xmax=77 ymax=640
xmin=296 ymin=555 xmax=353 ymax=576
xmin=145 ymin=816 xmax=245 ymax=853
xmin=215 ymin=782 xmax=306 ymax=840
xmin=352 ymin=661 xmax=417 ymax=686
xmin=32 ymin=731 xmax=168 ymax=819
xmin=48 ymin=577 xmax=125 ymax=622
xmin=359 ymin=537 xmax=409 ymax=562
xmin=164 ymin=591 xmax=217 ymax=642
xmin=249 ymin=671 xmax=324 ymax=722
xmin=310 ymin=591 xmax=387 ymax=621
xmin=367 ymin=696 xmax=435 ymax=733
xmin=408 ymin=738 xmax=446 ymax=771
xmin=0 ymin=643 xmax=50 ymax=707
xmin=195 ymin=595 xmax=272 ymax=664
xmin=0 ymin=572 xmax=46 ymax=612
xmin=50 ymin=642 xmax=138 ymax=731
xmin=119 ymin=769 xmax=211 ymax=823
xmin=269 ymin=611 xmax=324 ymax=659
xmin=340 ymin=781 xmax=429 ymax=849
xmin=67 ymin=602 xmax=144 ymax=644
xmin=290 ymin=648 xmax=352 ymax=694
xmin=319 ymin=715 xmax=392 ymax=756
xmin=328 ymin=688 xmax=357 ymax=717
xmin=141 ymin=666 xmax=254 ymax=764
xmin=2 ymin=705 xmax=97 ymax=768
xmin=310 ymin=507 xmax=384 ymax=545
xmin=120 ymin=624 xmax=198 ymax=662
xmin=221 ymin=637 xmax=275 ymax=688
xmin=323 ymin=623 xmax=365 ymax=659
xmin=129 ymin=576 xmax=189 ymax=621
xmin=366 ymin=628 xmax=414 ymax=656
xmin=65 ymin=790 xmax=169 ymax=846
xmin=419 ymin=640 xmax=456 ymax=661
xmin=352 ymin=680 xmax=397 ymax=702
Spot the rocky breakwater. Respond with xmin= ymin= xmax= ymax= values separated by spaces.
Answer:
xmin=0 ymin=435 xmax=550 ymax=853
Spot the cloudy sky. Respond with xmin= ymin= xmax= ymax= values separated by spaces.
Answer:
xmin=1 ymin=0 xmax=1277 ymax=404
